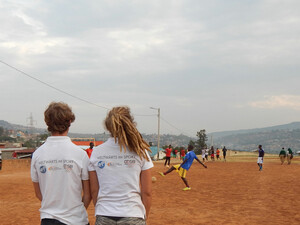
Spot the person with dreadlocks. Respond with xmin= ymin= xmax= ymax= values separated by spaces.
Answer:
xmin=89 ymin=106 xmax=153 ymax=225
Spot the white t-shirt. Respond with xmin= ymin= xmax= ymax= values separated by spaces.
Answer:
xmin=31 ymin=136 xmax=89 ymax=225
xmin=205 ymin=149 xmax=209 ymax=155
xmin=89 ymin=137 xmax=153 ymax=219
xmin=201 ymin=149 xmax=205 ymax=158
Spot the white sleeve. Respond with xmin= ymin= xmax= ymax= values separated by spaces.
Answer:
xmin=81 ymin=154 xmax=90 ymax=180
xmin=88 ymin=153 xmax=96 ymax=171
xmin=30 ymin=153 xmax=39 ymax=182
xmin=141 ymin=151 xmax=154 ymax=171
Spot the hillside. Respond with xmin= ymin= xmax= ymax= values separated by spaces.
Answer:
xmin=0 ymin=120 xmax=193 ymax=147
xmin=211 ymin=122 xmax=300 ymax=138
xmin=2 ymin=119 xmax=300 ymax=152
xmin=212 ymin=123 xmax=300 ymax=153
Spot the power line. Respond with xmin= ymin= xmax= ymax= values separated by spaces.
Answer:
xmin=0 ymin=60 xmax=196 ymax=135
xmin=0 ymin=60 xmax=110 ymax=110
xmin=135 ymin=114 xmax=157 ymax=117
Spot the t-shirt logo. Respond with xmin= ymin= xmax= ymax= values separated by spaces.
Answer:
xmin=40 ymin=165 xmax=47 ymax=173
xmin=98 ymin=161 xmax=105 ymax=169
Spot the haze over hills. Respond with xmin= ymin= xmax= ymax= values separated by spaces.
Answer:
xmin=211 ymin=122 xmax=300 ymax=153
xmin=210 ymin=122 xmax=300 ymax=138
xmin=0 ymin=120 xmax=192 ymax=147
xmin=1 ymin=120 xmax=300 ymax=153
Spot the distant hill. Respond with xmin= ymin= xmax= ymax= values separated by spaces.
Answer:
xmin=211 ymin=122 xmax=300 ymax=138
xmin=211 ymin=122 xmax=300 ymax=153
xmin=3 ymin=119 xmax=299 ymax=153
xmin=0 ymin=120 xmax=193 ymax=147
xmin=0 ymin=120 xmax=46 ymax=134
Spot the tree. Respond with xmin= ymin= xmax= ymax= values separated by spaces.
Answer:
xmin=0 ymin=126 xmax=4 ymax=136
xmin=188 ymin=140 xmax=195 ymax=147
xmin=195 ymin=129 xmax=207 ymax=153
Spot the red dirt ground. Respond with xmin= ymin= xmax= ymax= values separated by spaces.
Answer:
xmin=0 ymin=157 xmax=299 ymax=225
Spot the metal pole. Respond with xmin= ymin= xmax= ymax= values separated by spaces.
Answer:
xmin=150 ymin=107 xmax=160 ymax=160
xmin=157 ymin=108 xmax=160 ymax=160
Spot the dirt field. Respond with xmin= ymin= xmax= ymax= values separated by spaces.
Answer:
xmin=0 ymin=156 xmax=299 ymax=225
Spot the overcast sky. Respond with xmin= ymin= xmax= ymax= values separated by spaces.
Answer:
xmin=1 ymin=0 xmax=300 ymax=137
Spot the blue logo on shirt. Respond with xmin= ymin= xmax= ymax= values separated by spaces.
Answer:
xmin=40 ymin=165 xmax=47 ymax=173
xmin=98 ymin=161 xmax=105 ymax=169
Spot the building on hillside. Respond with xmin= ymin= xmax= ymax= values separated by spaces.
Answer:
xmin=1 ymin=147 xmax=33 ymax=159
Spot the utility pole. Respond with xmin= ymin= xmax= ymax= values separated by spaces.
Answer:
xmin=150 ymin=107 xmax=160 ymax=160
xmin=27 ymin=112 xmax=36 ymax=134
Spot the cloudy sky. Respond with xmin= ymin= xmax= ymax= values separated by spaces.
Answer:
xmin=1 ymin=0 xmax=300 ymax=137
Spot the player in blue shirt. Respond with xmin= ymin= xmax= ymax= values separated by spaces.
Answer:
xmin=159 ymin=145 xmax=207 ymax=191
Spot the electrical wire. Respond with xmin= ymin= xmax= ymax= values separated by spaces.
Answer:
xmin=0 ymin=60 xmax=110 ymax=110
xmin=1 ymin=60 xmax=195 ymax=136
xmin=160 ymin=116 xmax=195 ymax=137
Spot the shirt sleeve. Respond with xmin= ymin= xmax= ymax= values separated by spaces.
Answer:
xmin=81 ymin=154 xmax=90 ymax=180
xmin=88 ymin=155 xmax=96 ymax=172
xmin=141 ymin=151 xmax=154 ymax=171
xmin=30 ymin=153 xmax=39 ymax=182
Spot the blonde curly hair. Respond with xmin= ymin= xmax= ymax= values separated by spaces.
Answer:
xmin=105 ymin=106 xmax=151 ymax=161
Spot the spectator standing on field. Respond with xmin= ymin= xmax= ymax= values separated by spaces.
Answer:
xmin=86 ymin=142 xmax=94 ymax=158
xmin=216 ymin=148 xmax=221 ymax=160
xmin=222 ymin=146 xmax=227 ymax=162
xmin=180 ymin=147 xmax=186 ymax=160
xmin=210 ymin=146 xmax=215 ymax=161
xmin=279 ymin=148 xmax=286 ymax=165
xmin=174 ymin=148 xmax=178 ymax=158
xmin=164 ymin=145 xmax=172 ymax=167
xmin=31 ymin=102 xmax=91 ymax=225
xmin=287 ymin=148 xmax=293 ymax=165
xmin=205 ymin=148 xmax=209 ymax=161
xmin=201 ymin=149 xmax=206 ymax=162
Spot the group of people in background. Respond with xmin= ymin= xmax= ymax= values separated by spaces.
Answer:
xmin=279 ymin=147 xmax=294 ymax=165
xmin=163 ymin=145 xmax=229 ymax=168
xmin=163 ymin=145 xmax=187 ymax=168
xmin=201 ymin=146 xmax=227 ymax=162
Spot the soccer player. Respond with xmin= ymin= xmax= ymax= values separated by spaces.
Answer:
xmin=159 ymin=145 xmax=207 ymax=191
xmin=257 ymin=145 xmax=264 ymax=171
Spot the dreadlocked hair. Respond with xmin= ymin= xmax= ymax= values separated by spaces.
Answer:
xmin=105 ymin=106 xmax=151 ymax=161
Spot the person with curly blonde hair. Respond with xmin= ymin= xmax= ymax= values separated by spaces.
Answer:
xmin=89 ymin=106 xmax=153 ymax=225
xmin=31 ymin=102 xmax=91 ymax=225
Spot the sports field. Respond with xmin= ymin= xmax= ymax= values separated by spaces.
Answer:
xmin=0 ymin=154 xmax=299 ymax=225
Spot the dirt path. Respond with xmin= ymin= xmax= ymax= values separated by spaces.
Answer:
xmin=0 ymin=158 xmax=299 ymax=225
